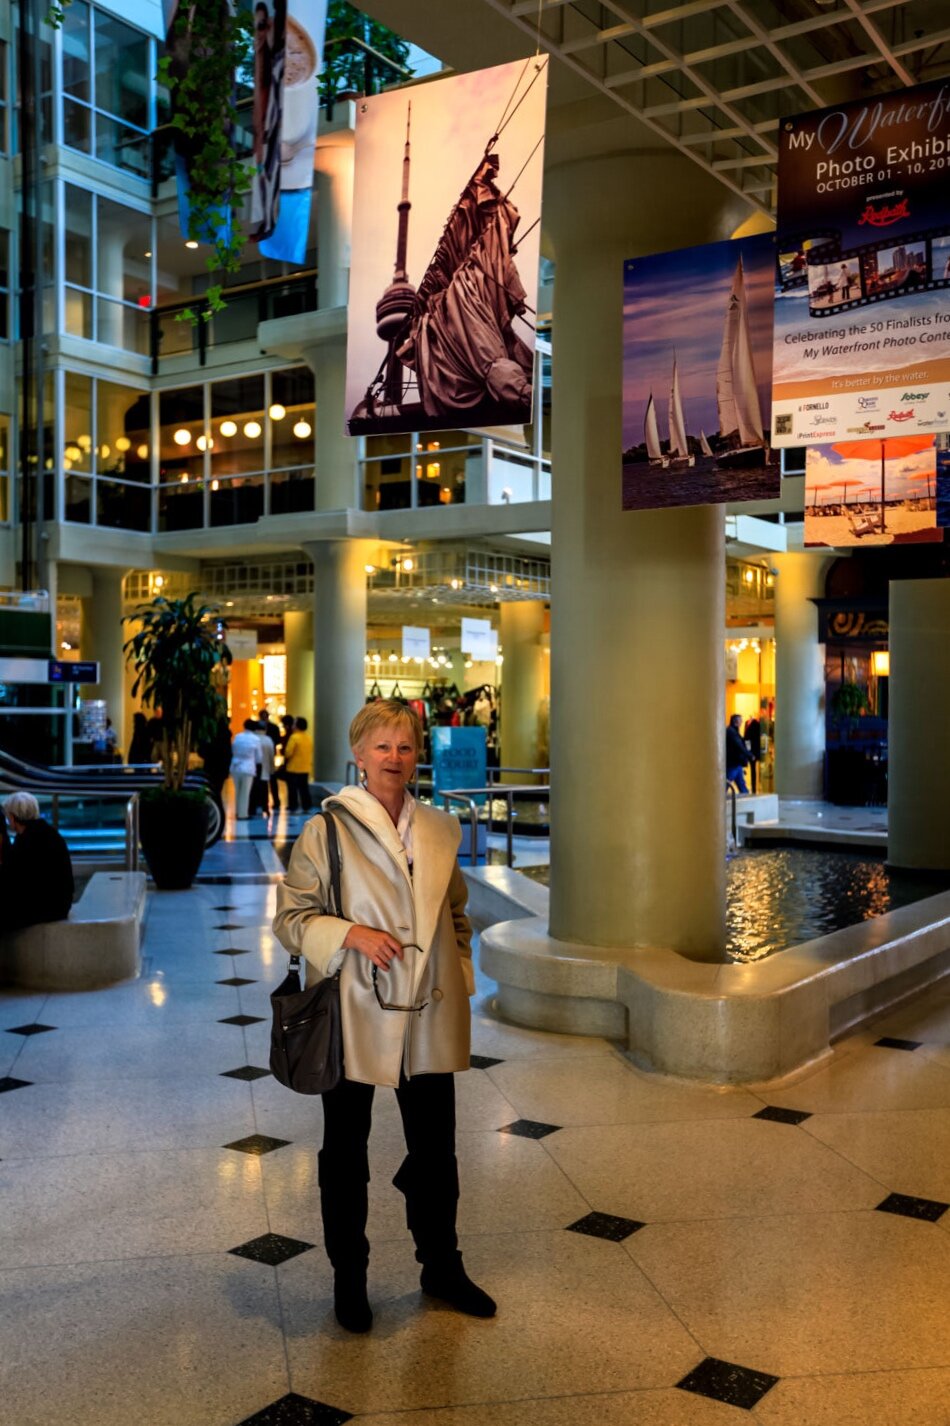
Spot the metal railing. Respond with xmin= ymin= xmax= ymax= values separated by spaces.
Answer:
xmin=438 ymin=793 xmax=481 ymax=867
xmin=46 ymin=789 xmax=141 ymax=871
xmin=439 ymin=785 xmax=551 ymax=867
xmin=726 ymin=785 xmax=738 ymax=849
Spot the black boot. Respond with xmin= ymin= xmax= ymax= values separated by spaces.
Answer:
xmin=319 ymin=1149 xmax=373 ymax=1332
xmin=393 ymin=1155 xmax=496 ymax=1319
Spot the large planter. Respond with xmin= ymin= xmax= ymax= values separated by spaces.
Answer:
xmin=139 ymin=790 xmax=210 ymax=890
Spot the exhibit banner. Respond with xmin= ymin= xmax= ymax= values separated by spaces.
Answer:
xmin=622 ymin=232 xmax=779 ymax=511
xmin=431 ymin=726 xmax=487 ymax=798
xmin=803 ymin=435 xmax=941 ymax=547
xmin=773 ymin=79 xmax=950 ymax=446
xmin=345 ymin=58 xmax=548 ymax=437
xmin=248 ymin=0 xmax=287 ymax=243
xmin=258 ymin=0 xmax=326 ymax=265
xmin=460 ymin=617 xmax=497 ymax=662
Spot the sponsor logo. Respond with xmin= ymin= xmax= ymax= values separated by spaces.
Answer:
xmin=801 ymin=401 xmax=830 ymax=411
xmin=774 ymin=414 xmax=793 ymax=436
xmin=888 ymin=409 xmax=915 ymax=421
xmin=857 ymin=198 xmax=910 ymax=227
xmin=901 ymin=391 xmax=929 ymax=401
xmin=812 ymin=414 xmax=836 ymax=427
xmin=936 ymin=410 xmax=948 ymax=420
xmin=846 ymin=422 xmax=886 ymax=434
xmin=857 ymin=396 xmax=879 ymax=411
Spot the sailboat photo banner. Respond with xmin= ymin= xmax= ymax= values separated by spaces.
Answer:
xmin=344 ymin=58 xmax=549 ymax=439
xmin=622 ymin=232 xmax=779 ymax=512
xmin=772 ymin=79 xmax=950 ymax=448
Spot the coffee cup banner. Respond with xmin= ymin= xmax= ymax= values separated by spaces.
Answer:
xmin=259 ymin=0 xmax=327 ymax=265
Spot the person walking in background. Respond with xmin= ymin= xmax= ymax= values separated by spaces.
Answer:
xmin=744 ymin=713 xmax=761 ymax=794
xmin=231 ymin=718 xmax=263 ymax=820
xmin=128 ymin=711 xmax=152 ymax=765
xmin=726 ymin=713 xmax=751 ymax=795
xmin=254 ymin=717 xmax=277 ymax=816
xmin=283 ymin=716 xmax=313 ymax=812
xmin=199 ymin=715 xmax=233 ymax=801
xmin=260 ymin=716 xmax=281 ymax=811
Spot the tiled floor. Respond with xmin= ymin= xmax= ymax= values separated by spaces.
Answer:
xmin=2 ymin=877 xmax=950 ymax=1425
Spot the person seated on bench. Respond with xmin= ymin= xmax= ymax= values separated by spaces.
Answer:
xmin=0 ymin=792 xmax=75 ymax=930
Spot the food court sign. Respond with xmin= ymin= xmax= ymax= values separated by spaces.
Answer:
xmin=772 ymin=79 xmax=950 ymax=446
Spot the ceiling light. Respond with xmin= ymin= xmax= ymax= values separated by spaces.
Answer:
xmin=99 ymin=444 xmax=110 ymax=459
xmin=293 ymin=419 xmax=312 ymax=439
xmin=185 ymin=240 xmax=199 ymax=250
xmin=173 ymin=428 xmax=191 ymax=446
xmin=154 ymin=575 xmax=164 ymax=588
xmin=389 ymin=652 xmax=397 ymax=661
xmin=197 ymin=434 xmax=214 ymax=451
xmin=211 ymin=478 xmax=219 ymax=491
xmin=137 ymin=444 xmax=149 ymax=460
xmin=78 ymin=434 xmax=92 ymax=451
xmin=144 ymin=250 xmax=152 ymax=258
xmin=179 ymin=473 xmax=189 ymax=483
xmin=115 ymin=436 xmax=131 ymax=452
xmin=63 ymin=457 xmax=73 ymax=469
xmin=364 ymin=564 xmax=376 ymax=575
xmin=268 ymin=403 xmax=286 ymax=421
xmin=226 ymin=600 xmax=234 ymax=607
xmin=65 ymin=444 xmax=81 ymax=460
xmin=220 ymin=420 xmax=237 ymax=438
xmin=243 ymin=420 xmax=262 ymax=439
xmin=402 ymin=557 xmax=414 ymax=572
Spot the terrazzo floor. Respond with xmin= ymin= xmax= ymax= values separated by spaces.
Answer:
xmin=2 ymin=871 xmax=950 ymax=1425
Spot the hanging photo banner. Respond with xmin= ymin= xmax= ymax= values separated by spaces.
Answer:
xmin=258 ymin=0 xmax=326 ymax=264
xmin=345 ymin=58 xmax=549 ymax=437
xmin=803 ymin=435 xmax=941 ymax=548
xmin=622 ymin=232 xmax=779 ymax=511
xmin=248 ymin=0 xmax=287 ymax=243
xmin=402 ymin=626 xmax=431 ymax=659
xmin=460 ymin=617 xmax=496 ymax=661
xmin=772 ymin=80 xmax=950 ymax=447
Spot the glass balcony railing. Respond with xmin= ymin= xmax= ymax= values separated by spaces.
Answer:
xmin=150 ymin=272 xmax=318 ymax=373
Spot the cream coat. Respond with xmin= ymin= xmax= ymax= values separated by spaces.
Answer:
xmin=272 ymin=785 xmax=474 ymax=1088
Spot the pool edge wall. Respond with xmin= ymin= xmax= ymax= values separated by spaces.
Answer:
xmin=475 ymin=882 xmax=950 ymax=1085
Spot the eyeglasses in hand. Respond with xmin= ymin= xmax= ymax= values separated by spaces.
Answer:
xmin=372 ymin=944 xmax=429 ymax=1013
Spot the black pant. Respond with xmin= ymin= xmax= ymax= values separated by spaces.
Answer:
xmin=269 ymin=774 xmax=281 ymax=810
xmin=285 ymin=771 xmax=312 ymax=811
xmin=318 ymin=1072 xmax=458 ymax=1273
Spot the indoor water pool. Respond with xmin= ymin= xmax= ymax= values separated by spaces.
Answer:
xmin=519 ymin=848 xmax=950 ymax=962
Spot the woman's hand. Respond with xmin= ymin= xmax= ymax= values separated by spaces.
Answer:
xmin=342 ymin=924 xmax=406 ymax=970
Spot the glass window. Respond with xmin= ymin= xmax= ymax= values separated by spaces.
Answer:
xmin=94 ymin=11 xmax=148 ymax=129
xmin=97 ymin=381 xmax=150 ymax=482
xmin=0 ymin=417 xmax=10 ymax=521
xmin=62 ymin=0 xmax=92 ymax=102
xmin=211 ymin=376 xmax=264 ymax=476
xmin=63 ymin=372 xmax=93 ymax=473
xmin=159 ymin=386 xmax=204 ymax=484
xmin=0 ymin=230 xmax=9 ymax=340
xmin=60 ymin=1 xmax=151 ymax=176
xmin=271 ymin=367 xmax=314 ymax=470
xmin=63 ymin=185 xmax=151 ymax=353
xmin=64 ymin=185 xmax=93 ymax=288
xmin=0 ymin=41 xmax=9 ymax=155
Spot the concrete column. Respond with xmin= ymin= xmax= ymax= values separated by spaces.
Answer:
xmin=499 ymin=600 xmax=546 ymax=774
xmin=773 ymin=552 xmax=833 ymax=800
xmin=889 ymin=579 xmax=950 ymax=870
xmin=546 ymin=153 xmax=742 ymax=963
xmin=303 ymin=539 xmax=371 ymax=782
xmin=80 ymin=567 xmax=128 ymax=750
xmin=314 ymin=132 xmax=355 ymax=310
xmin=284 ymin=609 xmax=314 ymax=728
xmin=302 ymin=333 xmax=359 ymax=511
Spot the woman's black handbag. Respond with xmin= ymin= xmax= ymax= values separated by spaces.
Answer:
xmin=270 ymin=810 xmax=344 ymax=1095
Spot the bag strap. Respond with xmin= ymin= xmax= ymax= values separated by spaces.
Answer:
xmin=288 ymin=808 xmax=345 ymax=970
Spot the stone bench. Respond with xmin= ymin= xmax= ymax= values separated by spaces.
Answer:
xmin=0 ymin=871 xmax=147 ymax=991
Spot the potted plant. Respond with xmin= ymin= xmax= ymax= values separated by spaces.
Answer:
xmin=123 ymin=594 xmax=232 ymax=889
xmin=827 ymin=680 xmax=871 ymax=805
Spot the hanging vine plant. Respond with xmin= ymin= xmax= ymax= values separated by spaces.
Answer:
xmin=158 ymin=2 xmax=255 ymax=322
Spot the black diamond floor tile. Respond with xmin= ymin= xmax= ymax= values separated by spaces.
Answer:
xmin=221 ymin=1065 xmax=272 ymax=1082
xmin=677 ymin=1357 xmax=779 ymax=1410
xmin=237 ymin=1391 xmax=352 ymax=1425
xmin=0 ymin=1076 xmax=33 ymax=1093
xmin=215 ymin=922 xmax=245 ymax=930
xmin=498 ymin=1118 xmax=561 ymax=1140
xmin=875 ymin=1036 xmax=922 ymax=1051
xmin=213 ymin=905 xmax=238 ymax=912
xmin=566 ymin=1211 xmax=645 ymax=1242
xmin=753 ymin=1105 xmax=813 ymax=1126
xmin=214 ymin=946 xmax=253 ymax=955
xmin=5 ymin=1023 xmax=57 ymax=1037
xmin=470 ymin=1054 xmax=504 ymax=1069
xmin=876 ymin=1191 xmax=949 ymax=1223
xmin=229 ymin=1233 xmax=315 ymax=1267
xmin=224 ymin=1133 xmax=290 ymax=1156
xmin=219 ymin=1014 xmax=265 ymax=1027
xmin=217 ymin=976 xmax=257 ymax=987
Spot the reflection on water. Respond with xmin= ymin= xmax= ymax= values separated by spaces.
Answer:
xmin=516 ymin=850 xmax=950 ymax=961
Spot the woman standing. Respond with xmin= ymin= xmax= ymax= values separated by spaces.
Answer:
xmin=273 ymin=700 xmax=495 ymax=1333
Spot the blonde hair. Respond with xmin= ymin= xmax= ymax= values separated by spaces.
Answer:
xmin=3 ymin=792 xmax=41 ymax=823
xmin=349 ymin=700 xmax=424 ymax=757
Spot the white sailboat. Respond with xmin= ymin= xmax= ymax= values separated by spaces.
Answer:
xmin=716 ymin=255 xmax=766 ymax=469
xmin=644 ymin=391 xmax=668 ymax=467
xmin=699 ymin=429 xmax=713 ymax=458
xmin=667 ymin=356 xmax=694 ymax=468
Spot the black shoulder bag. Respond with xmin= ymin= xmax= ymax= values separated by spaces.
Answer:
xmin=270 ymin=810 xmax=345 ymax=1095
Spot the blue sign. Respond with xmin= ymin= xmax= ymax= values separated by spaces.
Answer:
xmin=48 ymin=660 xmax=99 ymax=683
xmin=431 ymin=726 xmax=487 ymax=803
